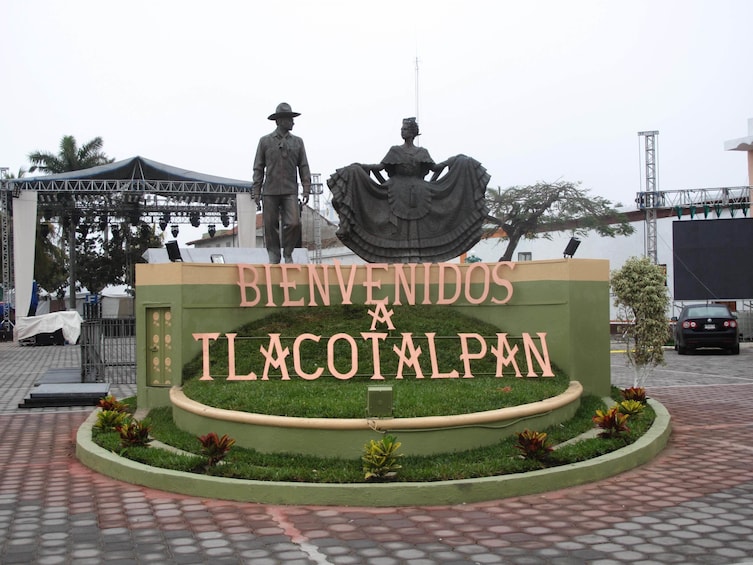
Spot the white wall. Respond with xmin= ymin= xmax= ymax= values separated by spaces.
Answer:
xmin=467 ymin=212 xmax=747 ymax=319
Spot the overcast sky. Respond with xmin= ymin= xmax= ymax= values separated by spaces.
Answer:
xmin=2 ymin=0 xmax=752 ymax=241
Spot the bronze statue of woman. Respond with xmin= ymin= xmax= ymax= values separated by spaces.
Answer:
xmin=328 ymin=117 xmax=489 ymax=263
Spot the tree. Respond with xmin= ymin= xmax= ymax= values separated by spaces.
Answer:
xmin=74 ymin=214 xmax=119 ymax=297
xmin=610 ymin=256 xmax=670 ymax=387
xmin=485 ymin=181 xmax=634 ymax=261
xmin=34 ymin=221 xmax=69 ymax=297
xmin=76 ymin=218 xmax=162 ymax=296
xmin=28 ymin=135 xmax=115 ymax=308
xmin=28 ymin=135 xmax=114 ymax=174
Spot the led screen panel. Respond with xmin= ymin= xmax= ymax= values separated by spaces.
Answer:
xmin=672 ymin=218 xmax=753 ymax=300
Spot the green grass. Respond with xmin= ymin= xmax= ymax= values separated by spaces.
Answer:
xmin=92 ymin=306 xmax=657 ymax=483
xmin=181 ymin=305 xmax=568 ymax=418
xmin=93 ymin=392 xmax=656 ymax=482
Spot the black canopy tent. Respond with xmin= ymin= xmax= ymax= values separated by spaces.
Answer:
xmin=15 ymin=155 xmax=252 ymax=187
xmin=8 ymin=155 xmax=253 ymax=219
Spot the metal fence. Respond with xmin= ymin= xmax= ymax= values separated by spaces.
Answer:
xmin=738 ymin=311 xmax=753 ymax=342
xmin=80 ymin=318 xmax=136 ymax=384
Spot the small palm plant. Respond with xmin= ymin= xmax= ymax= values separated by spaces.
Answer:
xmin=618 ymin=399 xmax=645 ymax=416
xmin=97 ymin=394 xmax=128 ymax=413
xmin=197 ymin=432 xmax=236 ymax=468
xmin=593 ymin=406 xmax=630 ymax=439
xmin=94 ymin=409 xmax=131 ymax=432
xmin=515 ymin=429 xmax=553 ymax=462
xmin=117 ymin=419 xmax=152 ymax=448
xmin=620 ymin=386 xmax=648 ymax=404
xmin=362 ymin=435 xmax=403 ymax=481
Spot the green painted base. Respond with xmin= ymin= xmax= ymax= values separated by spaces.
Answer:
xmin=76 ymin=399 xmax=671 ymax=507
xmin=170 ymin=382 xmax=584 ymax=458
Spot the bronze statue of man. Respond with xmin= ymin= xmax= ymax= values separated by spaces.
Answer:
xmin=252 ymin=102 xmax=311 ymax=264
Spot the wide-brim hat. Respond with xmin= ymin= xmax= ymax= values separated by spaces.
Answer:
xmin=268 ymin=102 xmax=301 ymax=120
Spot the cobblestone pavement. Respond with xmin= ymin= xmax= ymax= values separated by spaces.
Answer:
xmin=1 ymin=340 xmax=753 ymax=564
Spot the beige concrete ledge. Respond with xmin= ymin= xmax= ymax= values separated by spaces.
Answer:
xmin=170 ymin=381 xmax=584 ymax=457
xmin=170 ymin=380 xmax=584 ymax=431
xmin=76 ymin=398 xmax=670 ymax=507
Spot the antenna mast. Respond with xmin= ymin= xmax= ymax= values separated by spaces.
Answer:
xmin=414 ymin=56 xmax=420 ymax=124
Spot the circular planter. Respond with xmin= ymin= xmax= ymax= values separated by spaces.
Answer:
xmin=170 ymin=381 xmax=584 ymax=457
xmin=75 ymin=398 xmax=671 ymax=507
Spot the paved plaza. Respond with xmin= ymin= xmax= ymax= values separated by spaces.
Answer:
xmin=1 ymin=340 xmax=753 ymax=564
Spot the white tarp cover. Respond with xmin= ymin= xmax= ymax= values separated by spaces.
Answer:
xmin=15 ymin=311 xmax=83 ymax=343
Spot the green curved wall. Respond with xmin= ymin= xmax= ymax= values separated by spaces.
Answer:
xmin=169 ymin=381 xmax=583 ymax=457
xmin=135 ymin=259 xmax=611 ymax=411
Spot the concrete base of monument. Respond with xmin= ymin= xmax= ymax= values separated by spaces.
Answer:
xmin=75 ymin=399 xmax=671 ymax=507
xmin=169 ymin=381 xmax=585 ymax=458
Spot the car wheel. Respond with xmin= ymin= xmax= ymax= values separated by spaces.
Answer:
xmin=731 ymin=343 xmax=740 ymax=355
xmin=678 ymin=344 xmax=687 ymax=355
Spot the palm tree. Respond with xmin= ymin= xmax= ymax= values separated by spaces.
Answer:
xmin=28 ymin=135 xmax=115 ymax=308
xmin=28 ymin=135 xmax=114 ymax=174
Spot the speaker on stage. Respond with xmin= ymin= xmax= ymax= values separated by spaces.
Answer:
xmin=166 ymin=240 xmax=183 ymax=262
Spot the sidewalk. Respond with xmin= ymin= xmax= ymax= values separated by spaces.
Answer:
xmin=1 ymin=340 xmax=753 ymax=564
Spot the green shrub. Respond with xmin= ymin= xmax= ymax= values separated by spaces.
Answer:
xmin=94 ymin=409 xmax=131 ymax=432
xmin=618 ymin=399 xmax=645 ymax=416
xmin=362 ymin=435 xmax=403 ymax=481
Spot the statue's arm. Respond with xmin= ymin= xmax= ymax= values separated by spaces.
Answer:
xmin=358 ymin=163 xmax=387 ymax=184
xmin=429 ymin=156 xmax=457 ymax=181
xmin=252 ymin=139 xmax=266 ymax=205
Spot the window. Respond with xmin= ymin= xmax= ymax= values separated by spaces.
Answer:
xmin=517 ymin=252 xmax=532 ymax=262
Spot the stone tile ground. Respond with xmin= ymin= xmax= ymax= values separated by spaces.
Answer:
xmin=1 ymin=340 xmax=752 ymax=564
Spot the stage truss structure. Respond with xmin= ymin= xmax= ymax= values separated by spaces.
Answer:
xmin=0 ymin=174 xmax=251 ymax=329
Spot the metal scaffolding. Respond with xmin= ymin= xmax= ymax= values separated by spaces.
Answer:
xmin=637 ymin=131 xmax=659 ymax=263
xmin=636 ymin=185 xmax=752 ymax=214
xmin=636 ymin=130 xmax=752 ymax=265
xmin=0 ymin=170 xmax=250 ymax=329
xmin=0 ymin=169 xmax=12 ymax=335
xmin=310 ymin=173 xmax=324 ymax=264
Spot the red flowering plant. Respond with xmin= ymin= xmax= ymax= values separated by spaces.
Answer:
xmin=197 ymin=433 xmax=236 ymax=467
xmin=592 ymin=406 xmax=630 ymax=439
xmin=515 ymin=429 xmax=554 ymax=462
xmin=620 ymin=386 xmax=648 ymax=404
xmin=97 ymin=394 xmax=128 ymax=413
xmin=117 ymin=419 xmax=152 ymax=448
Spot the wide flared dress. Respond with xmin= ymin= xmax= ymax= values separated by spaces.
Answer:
xmin=328 ymin=147 xmax=490 ymax=263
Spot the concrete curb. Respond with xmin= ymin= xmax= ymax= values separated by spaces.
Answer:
xmin=75 ymin=399 xmax=671 ymax=507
